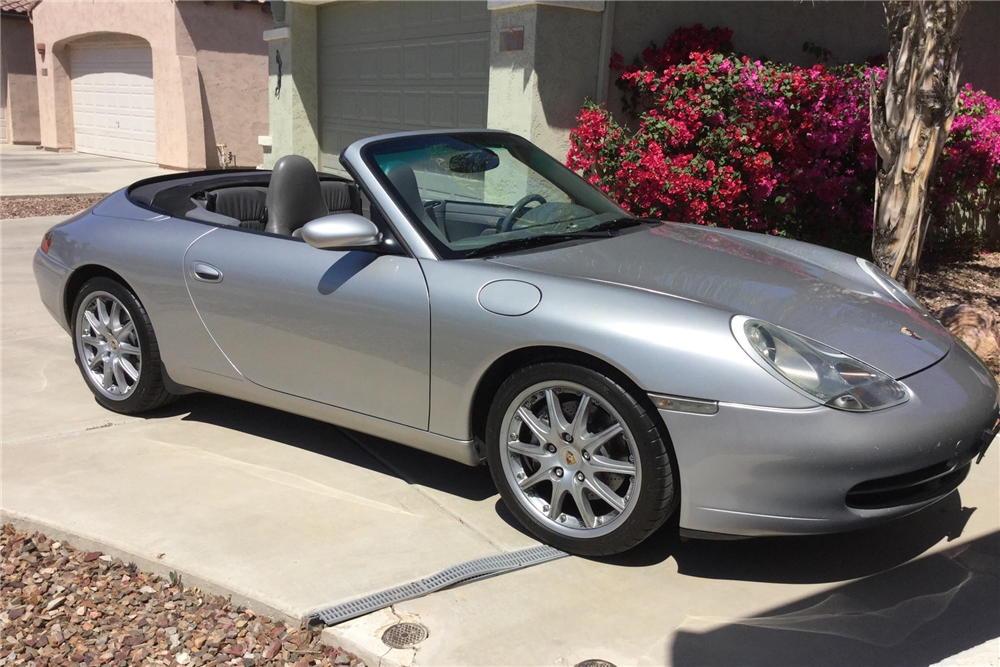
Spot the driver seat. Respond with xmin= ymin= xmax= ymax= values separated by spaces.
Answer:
xmin=265 ymin=155 xmax=329 ymax=237
xmin=386 ymin=164 xmax=449 ymax=244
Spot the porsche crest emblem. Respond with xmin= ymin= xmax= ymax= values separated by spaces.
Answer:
xmin=900 ymin=327 xmax=922 ymax=340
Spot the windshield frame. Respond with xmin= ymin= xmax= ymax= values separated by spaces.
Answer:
xmin=357 ymin=130 xmax=630 ymax=260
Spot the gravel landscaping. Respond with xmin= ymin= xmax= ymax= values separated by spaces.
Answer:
xmin=0 ymin=525 xmax=366 ymax=667
xmin=1 ymin=195 xmax=106 ymax=220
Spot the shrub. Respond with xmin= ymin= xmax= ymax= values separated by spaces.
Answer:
xmin=568 ymin=25 xmax=1000 ymax=255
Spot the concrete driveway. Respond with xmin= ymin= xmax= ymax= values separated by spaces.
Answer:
xmin=2 ymin=214 xmax=998 ymax=666
xmin=0 ymin=144 xmax=179 ymax=196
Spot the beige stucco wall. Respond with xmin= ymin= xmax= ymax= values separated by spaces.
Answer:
xmin=177 ymin=2 xmax=271 ymax=168
xmin=1 ymin=14 xmax=41 ymax=144
xmin=488 ymin=3 xmax=603 ymax=160
xmin=31 ymin=0 xmax=269 ymax=169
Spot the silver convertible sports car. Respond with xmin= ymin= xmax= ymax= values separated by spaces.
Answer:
xmin=35 ymin=130 xmax=999 ymax=555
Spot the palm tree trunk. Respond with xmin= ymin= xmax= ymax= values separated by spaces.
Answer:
xmin=869 ymin=0 xmax=965 ymax=291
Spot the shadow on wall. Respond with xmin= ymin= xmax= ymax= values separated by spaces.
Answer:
xmin=669 ymin=529 xmax=1000 ymax=666
xmin=177 ymin=2 xmax=270 ymax=168
xmin=199 ymin=71 xmax=218 ymax=169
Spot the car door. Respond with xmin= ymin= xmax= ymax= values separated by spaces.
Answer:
xmin=183 ymin=226 xmax=430 ymax=429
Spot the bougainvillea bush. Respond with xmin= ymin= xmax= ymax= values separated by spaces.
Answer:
xmin=568 ymin=25 xmax=1000 ymax=254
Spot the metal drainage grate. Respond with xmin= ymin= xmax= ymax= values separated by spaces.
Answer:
xmin=381 ymin=622 xmax=429 ymax=649
xmin=309 ymin=545 xmax=566 ymax=627
xmin=576 ymin=661 xmax=618 ymax=667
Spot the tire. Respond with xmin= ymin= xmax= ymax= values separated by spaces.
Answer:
xmin=486 ymin=362 xmax=677 ymax=556
xmin=71 ymin=277 xmax=175 ymax=414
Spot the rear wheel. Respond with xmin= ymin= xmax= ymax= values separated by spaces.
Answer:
xmin=486 ymin=362 xmax=677 ymax=556
xmin=72 ymin=277 xmax=174 ymax=414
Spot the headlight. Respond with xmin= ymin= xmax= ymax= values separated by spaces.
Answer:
xmin=733 ymin=316 xmax=909 ymax=412
xmin=857 ymin=258 xmax=926 ymax=312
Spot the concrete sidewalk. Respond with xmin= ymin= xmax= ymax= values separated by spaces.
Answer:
xmin=0 ymin=144 xmax=180 ymax=196
xmin=3 ymin=215 xmax=997 ymax=666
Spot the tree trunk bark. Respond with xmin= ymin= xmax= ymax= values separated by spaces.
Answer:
xmin=870 ymin=0 xmax=966 ymax=291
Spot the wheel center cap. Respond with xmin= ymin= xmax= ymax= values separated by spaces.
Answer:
xmin=563 ymin=449 xmax=577 ymax=466
xmin=108 ymin=337 xmax=118 ymax=350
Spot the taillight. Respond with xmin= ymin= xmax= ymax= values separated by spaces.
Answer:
xmin=40 ymin=232 xmax=52 ymax=254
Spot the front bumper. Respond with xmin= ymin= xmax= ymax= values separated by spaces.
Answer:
xmin=33 ymin=248 xmax=73 ymax=333
xmin=659 ymin=343 xmax=999 ymax=537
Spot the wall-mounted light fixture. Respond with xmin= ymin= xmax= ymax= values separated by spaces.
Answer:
xmin=36 ymin=42 xmax=46 ymax=59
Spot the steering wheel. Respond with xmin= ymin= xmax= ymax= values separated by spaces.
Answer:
xmin=498 ymin=194 xmax=547 ymax=232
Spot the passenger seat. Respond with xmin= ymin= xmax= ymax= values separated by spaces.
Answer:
xmin=207 ymin=187 xmax=268 ymax=231
xmin=321 ymin=181 xmax=362 ymax=216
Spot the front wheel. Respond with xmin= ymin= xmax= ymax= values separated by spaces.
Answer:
xmin=486 ymin=362 xmax=677 ymax=556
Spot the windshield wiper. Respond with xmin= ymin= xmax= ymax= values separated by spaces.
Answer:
xmin=587 ymin=216 xmax=656 ymax=232
xmin=465 ymin=231 xmax=615 ymax=258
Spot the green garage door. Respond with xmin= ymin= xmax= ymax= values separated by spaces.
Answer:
xmin=317 ymin=1 xmax=490 ymax=174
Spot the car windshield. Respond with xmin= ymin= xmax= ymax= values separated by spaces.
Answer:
xmin=361 ymin=132 xmax=632 ymax=259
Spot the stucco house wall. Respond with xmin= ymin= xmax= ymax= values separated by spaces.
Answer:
xmin=177 ymin=2 xmax=270 ymax=168
xmin=30 ymin=0 xmax=269 ymax=169
xmin=608 ymin=1 xmax=1000 ymax=111
xmin=1 ymin=12 xmax=41 ymax=144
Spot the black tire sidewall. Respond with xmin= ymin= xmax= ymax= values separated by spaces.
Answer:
xmin=72 ymin=277 xmax=163 ymax=413
xmin=486 ymin=362 xmax=676 ymax=556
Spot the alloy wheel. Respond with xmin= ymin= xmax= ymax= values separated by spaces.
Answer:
xmin=75 ymin=292 xmax=142 ymax=400
xmin=500 ymin=381 xmax=641 ymax=538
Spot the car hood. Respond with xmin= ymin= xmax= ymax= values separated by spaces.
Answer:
xmin=490 ymin=223 xmax=952 ymax=378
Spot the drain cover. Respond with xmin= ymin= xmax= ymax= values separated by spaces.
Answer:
xmin=575 ymin=661 xmax=617 ymax=667
xmin=309 ymin=545 xmax=566 ymax=627
xmin=381 ymin=622 xmax=429 ymax=649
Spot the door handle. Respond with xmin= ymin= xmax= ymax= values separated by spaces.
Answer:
xmin=190 ymin=261 xmax=223 ymax=283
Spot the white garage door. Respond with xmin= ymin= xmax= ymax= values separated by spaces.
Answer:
xmin=70 ymin=42 xmax=156 ymax=163
xmin=318 ymin=1 xmax=490 ymax=173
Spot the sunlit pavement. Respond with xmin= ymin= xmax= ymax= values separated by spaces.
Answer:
xmin=1 ymin=144 xmax=179 ymax=196
xmin=3 ymin=215 xmax=997 ymax=666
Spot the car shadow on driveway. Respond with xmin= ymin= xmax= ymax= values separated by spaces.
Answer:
xmin=669 ymin=529 xmax=999 ymax=667
xmin=494 ymin=491 xmax=978 ymax=583
xmin=608 ymin=491 xmax=977 ymax=584
xmin=145 ymin=392 xmax=496 ymax=502
xmin=146 ymin=392 xmax=979 ymax=584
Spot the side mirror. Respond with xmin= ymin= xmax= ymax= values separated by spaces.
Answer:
xmin=301 ymin=214 xmax=382 ymax=250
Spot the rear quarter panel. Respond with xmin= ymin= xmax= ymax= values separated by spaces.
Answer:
xmin=47 ymin=190 xmax=237 ymax=386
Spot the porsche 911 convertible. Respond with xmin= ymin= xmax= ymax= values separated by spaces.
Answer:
xmin=34 ymin=129 xmax=999 ymax=555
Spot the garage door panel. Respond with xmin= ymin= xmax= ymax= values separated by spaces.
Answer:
xmin=459 ymin=38 xmax=490 ymax=78
xmin=458 ymin=93 xmax=488 ymax=128
xmin=381 ymin=92 xmax=402 ymax=124
xmin=319 ymin=1 xmax=490 ymax=173
xmin=403 ymin=45 xmax=428 ymax=79
xmin=71 ymin=43 xmax=155 ymax=163
xmin=404 ymin=94 xmax=429 ymax=125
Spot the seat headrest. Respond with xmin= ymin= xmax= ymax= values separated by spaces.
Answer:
xmin=265 ymin=155 xmax=329 ymax=236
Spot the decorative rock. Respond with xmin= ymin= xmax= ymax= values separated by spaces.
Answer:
xmin=45 ymin=596 xmax=67 ymax=612
xmin=1 ymin=525 xmax=367 ymax=667
xmin=263 ymin=641 xmax=281 ymax=660
xmin=934 ymin=304 xmax=1000 ymax=363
